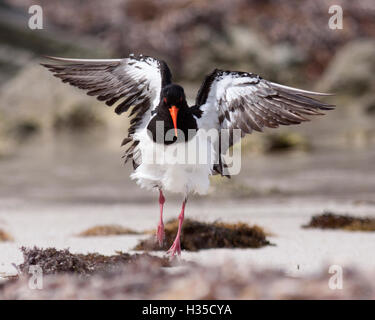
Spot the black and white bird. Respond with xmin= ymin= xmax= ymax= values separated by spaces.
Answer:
xmin=42 ymin=54 xmax=334 ymax=257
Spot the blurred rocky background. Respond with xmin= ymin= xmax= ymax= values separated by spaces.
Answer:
xmin=0 ymin=0 xmax=374 ymax=204
xmin=1 ymin=1 xmax=375 ymax=300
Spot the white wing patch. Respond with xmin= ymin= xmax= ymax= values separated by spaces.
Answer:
xmin=195 ymin=69 xmax=334 ymax=176
xmin=197 ymin=70 xmax=333 ymax=139
xmin=122 ymin=57 xmax=163 ymax=129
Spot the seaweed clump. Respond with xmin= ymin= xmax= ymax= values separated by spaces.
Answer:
xmin=135 ymin=219 xmax=271 ymax=251
xmin=10 ymin=119 xmax=40 ymax=141
xmin=0 ymin=229 xmax=13 ymax=242
xmin=78 ymin=225 xmax=140 ymax=237
xmin=264 ymin=132 xmax=310 ymax=152
xmin=303 ymin=212 xmax=375 ymax=231
xmin=53 ymin=104 xmax=103 ymax=132
xmin=18 ymin=247 xmax=170 ymax=276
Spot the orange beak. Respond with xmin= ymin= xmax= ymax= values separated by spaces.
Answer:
xmin=169 ymin=105 xmax=179 ymax=137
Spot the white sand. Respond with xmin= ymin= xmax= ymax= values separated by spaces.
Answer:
xmin=1 ymin=198 xmax=375 ymax=278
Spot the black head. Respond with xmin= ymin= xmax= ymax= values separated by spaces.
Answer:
xmin=159 ymin=84 xmax=188 ymax=137
xmin=147 ymin=83 xmax=197 ymax=144
xmin=160 ymin=84 xmax=186 ymax=109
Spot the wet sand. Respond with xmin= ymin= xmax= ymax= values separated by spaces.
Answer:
xmin=0 ymin=136 xmax=375 ymax=279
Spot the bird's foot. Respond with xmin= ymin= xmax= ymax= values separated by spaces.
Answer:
xmin=167 ymin=237 xmax=181 ymax=257
xmin=156 ymin=222 xmax=165 ymax=246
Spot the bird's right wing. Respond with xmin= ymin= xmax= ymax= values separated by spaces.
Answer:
xmin=42 ymin=54 xmax=172 ymax=167
xmin=195 ymin=69 xmax=335 ymax=176
xmin=196 ymin=69 xmax=334 ymax=147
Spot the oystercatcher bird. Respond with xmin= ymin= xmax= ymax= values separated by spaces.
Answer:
xmin=42 ymin=55 xmax=334 ymax=257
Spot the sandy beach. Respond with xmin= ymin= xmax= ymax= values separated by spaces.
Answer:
xmin=1 ymin=140 xmax=374 ymax=281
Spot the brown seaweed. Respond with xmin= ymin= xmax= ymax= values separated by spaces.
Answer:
xmin=303 ymin=212 xmax=375 ymax=231
xmin=135 ymin=219 xmax=272 ymax=251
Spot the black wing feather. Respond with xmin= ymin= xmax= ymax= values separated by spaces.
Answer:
xmin=196 ymin=69 xmax=335 ymax=177
xmin=42 ymin=55 xmax=172 ymax=168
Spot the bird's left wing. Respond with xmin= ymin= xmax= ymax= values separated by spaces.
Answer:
xmin=42 ymin=54 xmax=171 ymax=122
xmin=42 ymin=54 xmax=172 ymax=167
xmin=195 ymin=69 xmax=335 ymax=175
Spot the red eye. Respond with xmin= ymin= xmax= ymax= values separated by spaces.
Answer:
xmin=163 ymin=97 xmax=167 ymax=103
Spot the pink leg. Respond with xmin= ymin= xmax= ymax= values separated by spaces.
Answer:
xmin=167 ymin=199 xmax=186 ymax=257
xmin=156 ymin=189 xmax=165 ymax=246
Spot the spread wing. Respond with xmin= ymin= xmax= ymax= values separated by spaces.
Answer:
xmin=196 ymin=69 xmax=335 ymax=176
xmin=42 ymin=54 xmax=172 ymax=168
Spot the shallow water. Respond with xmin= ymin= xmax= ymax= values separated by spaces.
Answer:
xmin=0 ymin=134 xmax=374 ymax=207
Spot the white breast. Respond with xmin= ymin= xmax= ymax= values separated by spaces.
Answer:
xmin=130 ymin=127 xmax=216 ymax=197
